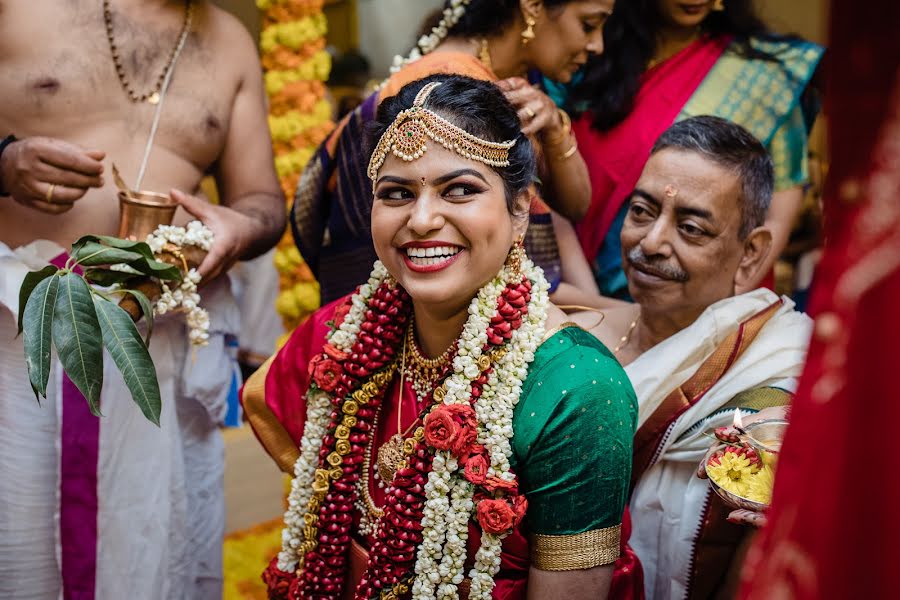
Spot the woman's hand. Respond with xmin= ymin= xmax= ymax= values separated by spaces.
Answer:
xmin=497 ymin=77 xmax=565 ymax=139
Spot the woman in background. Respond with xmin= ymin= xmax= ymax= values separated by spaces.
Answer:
xmin=550 ymin=0 xmax=823 ymax=300
xmin=292 ymin=0 xmax=614 ymax=306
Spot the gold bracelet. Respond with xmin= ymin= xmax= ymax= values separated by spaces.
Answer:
xmin=556 ymin=137 xmax=578 ymax=160
xmin=544 ymin=108 xmax=572 ymax=147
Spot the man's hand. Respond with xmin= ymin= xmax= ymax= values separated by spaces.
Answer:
xmin=0 ymin=137 xmax=105 ymax=213
xmin=172 ymin=188 xmax=268 ymax=283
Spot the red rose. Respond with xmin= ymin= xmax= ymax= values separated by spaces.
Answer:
xmin=460 ymin=443 xmax=486 ymax=465
xmin=477 ymin=498 xmax=516 ymax=535
xmin=312 ymin=357 xmax=343 ymax=392
xmin=444 ymin=404 xmax=478 ymax=455
xmin=511 ymin=494 xmax=528 ymax=526
xmin=262 ymin=556 xmax=296 ymax=600
xmin=464 ymin=453 xmax=489 ymax=485
xmin=333 ymin=299 xmax=353 ymax=328
xmin=323 ymin=343 xmax=349 ymax=361
xmin=424 ymin=404 xmax=478 ymax=456
xmin=484 ymin=476 xmax=517 ymax=494
xmin=424 ymin=406 xmax=461 ymax=452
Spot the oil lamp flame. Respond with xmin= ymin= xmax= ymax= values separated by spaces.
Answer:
xmin=733 ymin=409 xmax=745 ymax=430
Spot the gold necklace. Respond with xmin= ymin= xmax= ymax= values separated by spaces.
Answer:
xmin=614 ymin=316 xmax=639 ymax=354
xmin=358 ymin=339 xmax=421 ymax=533
xmin=103 ymin=0 xmax=194 ymax=104
xmin=403 ymin=318 xmax=454 ymax=401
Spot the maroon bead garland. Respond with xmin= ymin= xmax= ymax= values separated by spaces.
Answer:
xmin=264 ymin=273 xmax=536 ymax=600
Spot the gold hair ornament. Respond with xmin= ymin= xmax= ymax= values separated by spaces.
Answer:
xmin=367 ymin=81 xmax=517 ymax=183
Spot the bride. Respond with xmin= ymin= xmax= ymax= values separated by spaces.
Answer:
xmin=243 ymin=74 xmax=636 ymax=600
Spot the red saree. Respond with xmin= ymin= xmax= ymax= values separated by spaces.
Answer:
xmin=573 ymin=36 xmax=731 ymax=261
xmin=737 ymin=2 xmax=900 ymax=597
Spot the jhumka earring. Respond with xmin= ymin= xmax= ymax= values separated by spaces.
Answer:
xmin=506 ymin=236 xmax=526 ymax=275
xmin=520 ymin=15 xmax=536 ymax=46
xmin=712 ymin=0 xmax=725 ymax=11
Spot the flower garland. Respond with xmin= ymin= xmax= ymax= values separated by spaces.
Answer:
xmin=258 ymin=0 xmax=333 ymax=339
xmin=146 ymin=221 xmax=213 ymax=346
xmin=389 ymin=0 xmax=471 ymax=75
xmin=264 ymin=256 xmax=549 ymax=599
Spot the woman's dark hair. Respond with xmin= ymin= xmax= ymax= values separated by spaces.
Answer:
xmin=417 ymin=0 xmax=573 ymax=40
xmin=367 ymin=74 xmax=536 ymax=213
xmin=569 ymin=0 xmax=805 ymax=131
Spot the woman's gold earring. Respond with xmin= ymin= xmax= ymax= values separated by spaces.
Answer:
xmin=506 ymin=237 xmax=526 ymax=276
xmin=712 ymin=0 xmax=725 ymax=11
xmin=521 ymin=15 xmax=536 ymax=46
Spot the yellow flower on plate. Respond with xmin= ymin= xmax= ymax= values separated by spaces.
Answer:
xmin=707 ymin=451 xmax=757 ymax=498
xmin=744 ymin=464 xmax=775 ymax=504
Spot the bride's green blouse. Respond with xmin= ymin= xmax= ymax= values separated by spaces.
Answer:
xmin=511 ymin=324 xmax=637 ymax=568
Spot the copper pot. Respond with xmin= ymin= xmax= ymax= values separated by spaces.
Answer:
xmin=117 ymin=190 xmax=178 ymax=241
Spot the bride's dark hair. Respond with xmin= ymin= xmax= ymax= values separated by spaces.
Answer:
xmin=368 ymin=74 xmax=535 ymax=213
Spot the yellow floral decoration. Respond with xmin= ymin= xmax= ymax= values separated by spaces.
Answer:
xmin=260 ymin=0 xmax=333 ymax=340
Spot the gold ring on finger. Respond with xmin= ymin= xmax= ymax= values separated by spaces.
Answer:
xmin=45 ymin=183 xmax=57 ymax=203
xmin=524 ymin=106 xmax=536 ymax=119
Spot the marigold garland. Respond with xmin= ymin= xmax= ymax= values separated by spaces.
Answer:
xmin=257 ymin=0 xmax=333 ymax=335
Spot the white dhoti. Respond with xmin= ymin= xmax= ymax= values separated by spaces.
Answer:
xmin=0 ymin=240 xmax=239 ymax=600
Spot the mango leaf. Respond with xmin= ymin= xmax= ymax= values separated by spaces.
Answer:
xmin=17 ymin=265 xmax=59 ymax=335
xmin=72 ymin=241 xmax=144 ymax=267
xmin=52 ymin=274 xmax=104 ymax=415
xmin=126 ymin=256 xmax=182 ymax=282
xmin=71 ymin=235 xmax=181 ymax=282
xmin=83 ymin=267 xmax=140 ymax=288
xmin=93 ymin=296 xmax=161 ymax=426
xmin=118 ymin=288 xmax=155 ymax=345
xmin=22 ymin=274 xmax=60 ymax=400
xmin=73 ymin=235 xmax=157 ymax=263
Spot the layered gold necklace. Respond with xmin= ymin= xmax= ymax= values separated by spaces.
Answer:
xmin=403 ymin=317 xmax=455 ymax=401
xmin=357 ymin=321 xmax=455 ymax=532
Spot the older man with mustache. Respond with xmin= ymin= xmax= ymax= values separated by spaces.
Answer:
xmin=577 ymin=115 xmax=813 ymax=600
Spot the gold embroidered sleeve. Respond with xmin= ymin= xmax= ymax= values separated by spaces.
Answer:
xmin=243 ymin=354 xmax=301 ymax=474
xmin=530 ymin=525 xmax=622 ymax=571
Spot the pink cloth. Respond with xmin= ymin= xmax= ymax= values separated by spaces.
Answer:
xmin=574 ymin=35 xmax=732 ymax=261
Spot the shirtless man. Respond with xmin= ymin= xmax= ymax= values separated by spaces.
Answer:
xmin=0 ymin=1 xmax=283 ymax=598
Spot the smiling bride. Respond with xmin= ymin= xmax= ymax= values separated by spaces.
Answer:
xmin=242 ymin=74 xmax=636 ymax=600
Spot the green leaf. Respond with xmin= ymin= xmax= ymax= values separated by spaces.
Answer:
xmin=119 ymin=288 xmax=155 ymax=345
xmin=83 ymin=268 xmax=140 ymax=287
xmin=93 ymin=296 xmax=161 ymax=426
xmin=72 ymin=241 xmax=143 ymax=267
xmin=52 ymin=274 xmax=104 ymax=415
xmin=17 ymin=265 xmax=59 ymax=335
xmin=22 ymin=274 xmax=60 ymax=400
xmin=126 ymin=256 xmax=182 ymax=282
xmin=72 ymin=235 xmax=155 ymax=260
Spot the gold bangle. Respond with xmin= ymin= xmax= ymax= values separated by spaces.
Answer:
xmin=556 ymin=138 xmax=578 ymax=160
xmin=544 ymin=108 xmax=572 ymax=147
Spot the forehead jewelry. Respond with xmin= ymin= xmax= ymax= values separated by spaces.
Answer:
xmin=664 ymin=184 xmax=679 ymax=199
xmin=367 ymin=81 xmax=517 ymax=186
